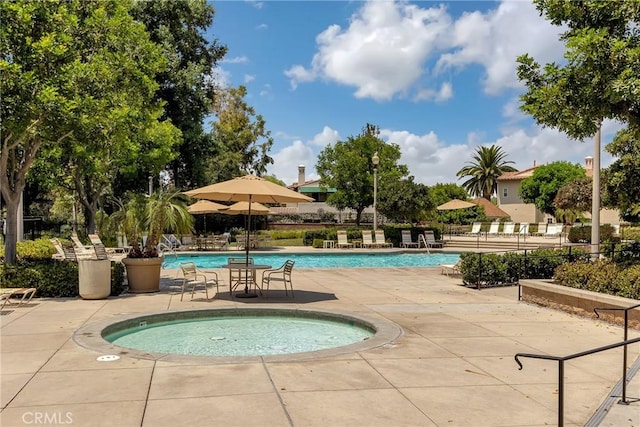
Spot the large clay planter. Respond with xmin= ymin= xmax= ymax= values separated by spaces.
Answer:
xmin=122 ymin=256 xmax=163 ymax=293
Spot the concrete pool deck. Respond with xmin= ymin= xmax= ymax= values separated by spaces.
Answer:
xmin=1 ymin=255 xmax=639 ymax=426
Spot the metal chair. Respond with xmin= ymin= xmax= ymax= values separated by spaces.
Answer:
xmin=179 ymin=262 xmax=218 ymax=301
xmin=260 ymin=260 xmax=295 ymax=298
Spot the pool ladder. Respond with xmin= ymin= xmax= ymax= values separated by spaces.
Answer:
xmin=417 ymin=235 xmax=431 ymax=254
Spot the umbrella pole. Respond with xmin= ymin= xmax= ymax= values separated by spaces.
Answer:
xmin=236 ymin=196 xmax=258 ymax=298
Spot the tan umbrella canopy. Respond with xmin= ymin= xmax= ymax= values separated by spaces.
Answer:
xmin=184 ymin=174 xmax=314 ymax=204
xmin=184 ymin=175 xmax=313 ymax=297
xmin=187 ymin=200 xmax=227 ymax=214
xmin=219 ymin=201 xmax=273 ymax=215
xmin=437 ymin=199 xmax=476 ymax=211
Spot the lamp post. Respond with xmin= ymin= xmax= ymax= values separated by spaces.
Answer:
xmin=372 ymin=151 xmax=379 ymax=232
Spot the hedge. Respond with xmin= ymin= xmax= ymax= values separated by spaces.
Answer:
xmin=554 ymin=260 xmax=640 ymax=300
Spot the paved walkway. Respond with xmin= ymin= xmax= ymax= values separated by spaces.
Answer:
xmin=1 ymin=254 xmax=639 ymax=426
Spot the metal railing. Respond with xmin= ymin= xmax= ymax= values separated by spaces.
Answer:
xmin=594 ymin=303 xmax=640 ymax=404
xmin=515 ymin=335 xmax=640 ymax=427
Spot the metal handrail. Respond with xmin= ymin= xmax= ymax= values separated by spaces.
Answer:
xmin=594 ymin=303 xmax=640 ymax=404
xmin=515 ymin=336 xmax=640 ymax=427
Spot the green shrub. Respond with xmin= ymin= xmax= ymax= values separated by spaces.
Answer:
xmin=554 ymin=260 xmax=640 ymax=300
xmin=622 ymin=226 xmax=640 ymax=241
xmin=0 ymin=260 xmax=126 ymax=298
xmin=312 ymin=239 xmax=325 ymax=248
xmin=0 ymin=238 xmax=56 ymax=260
xmin=568 ymin=224 xmax=619 ymax=243
xmin=269 ymin=230 xmax=305 ymax=240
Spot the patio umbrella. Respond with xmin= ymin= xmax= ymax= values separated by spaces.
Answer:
xmin=184 ymin=175 xmax=313 ymax=297
xmin=219 ymin=201 xmax=273 ymax=215
xmin=187 ymin=200 xmax=227 ymax=234
xmin=436 ymin=199 xmax=476 ymax=211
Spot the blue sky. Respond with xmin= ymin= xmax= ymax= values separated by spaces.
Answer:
xmin=209 ymin=0 xmax=619 ymax=187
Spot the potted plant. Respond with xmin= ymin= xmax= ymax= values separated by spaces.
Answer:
xmin=114 ymin=189 xmax=193 ymax=293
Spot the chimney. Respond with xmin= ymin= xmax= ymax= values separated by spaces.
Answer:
xmin=584 ymin=156 xmax=593 ymax=171
xmin=533 ymin=160 xmax=536 ymax=167
xmin=297 ymin=165 xmax=305 ymax=186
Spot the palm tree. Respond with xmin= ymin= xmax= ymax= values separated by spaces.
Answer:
xmin=456 ymin=145 xmax=517 ymax=200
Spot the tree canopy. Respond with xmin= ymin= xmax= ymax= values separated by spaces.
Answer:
xmin=456 ymin=145 xmax=517 ymax=200
xmin=517 ymin=0 xmax=640 ymax=222
xmin=131 ymin=0 xmax=228 ymax=189
xmin=377 ymin=178 xmax=433 ymax=224
xmin=519 ymin=161 xmax=586 ymax=217
xmin=316 ymin=124 xmax=409 ymax=225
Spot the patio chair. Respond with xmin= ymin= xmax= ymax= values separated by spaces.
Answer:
xmin=361 ymin=230 xmax=377 ymax=248
xmin=544 ymin=223 xmax=563 ymax=238
xmin=465 ymin=222 xmax=482 ymax=236
xmin=71 ymin=233 xmax=95 ymax=257
xmin=400 ymin=230 xmax=419 ymax=248
xmin=486 ymin=222 xmax=500 ymax=237
xmin=259 ymin=260 xmax=295 ymax=298
xmin=501 ymin=222 xmax=515 ymax=237
xmin=518 ymin=223 xmax=530 ymax=236
xmin=422 ymin=231 xmax=444 ymax=249
xmin=374 ymin=230 xmax=393 ymax=248
xmin=179 ymin=262 xmax=218 ymax=301
xmin=336 ymin=230 xmax=354 ymax=249
xmin=1 ymin=287 xmax=37 ymax=310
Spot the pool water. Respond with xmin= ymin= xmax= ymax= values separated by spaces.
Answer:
xmin=162 ymin=252 xmax=460 ymax=269
xmin=105 ymin=315 xmax=374 ymax=357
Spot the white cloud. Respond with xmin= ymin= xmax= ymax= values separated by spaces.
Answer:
xmin=243 ymin=74 xmax=255 ymax=83
xmin=413 ymin=81 xmax=453 ymax=102
xmin=435 ymin=1 xmax=566 ymax=94
xmin=210 ymin=67 xmax=231 ymax=88
xmin=256 ymin=23 xmax=268 ymax=30
xmin=259 ymin=83 xmax=272 ymax=98
xmin=245 ymin=0 xmax=263 ymax=9
xmin=268 ymin=140 xmax=317 ymax=186
xmin=311 ymin=126 xmax=340 ymax=147
xmin=285 ymin=1 xmax=451 ymax=101
xmin=222 ymin=56 xmax=249 ymax=64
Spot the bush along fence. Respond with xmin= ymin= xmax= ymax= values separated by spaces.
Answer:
xmin=459 ymin=242 xmax=640 ymax=300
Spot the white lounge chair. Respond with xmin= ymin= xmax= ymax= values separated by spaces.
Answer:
xmin=518 ymin=223 xmax=530 ymax=236
xmin=179 ymin=262 xmax=218 ymax=301
xmin=534 ymin=223 xmax=547 ymax=236
xmin=336 ymin=230 xmax=354 ymax=249
xmin=400 ymin=230 xmax=419 ymax=248
xmin=440 ymin=261 xmax=461 ymax=276
xmin=501 ymin=222 xmax=515 ymax=237
xmin=465 ymin=222 xmax=482 ymax=236
xmin=1 ymin=287 xmax=37 ymax=310
xmin=374 ymin=230 xmax=393 ymax=248
xmin=421 ymin=231 xmax=443 ymax=249
xmin=487 ymin=222 xmax=500 ymax=237
xmin=361 ymin=230 xmax=377 ymax=248
xmin=544 ymin=223 xmax=563 ymax=238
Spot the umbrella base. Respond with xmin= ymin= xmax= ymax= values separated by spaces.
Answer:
xmin=236 ymin=292 xmax=259 ymax=298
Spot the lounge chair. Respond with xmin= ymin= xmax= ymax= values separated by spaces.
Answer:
xmin=421 ymin=231 xmax=443 ymax=249
xmin=361 ymin=230 xmax=377 ymax=248
xmin=544 ymin=223 xmax=563 ymax=238
xmin=179 ymin=262 xmax=218 ymax=301
xmin=336 ymin=230 xmax=354 ymax=249
xmin=486 ymin=222 xmax=500 ymax=237
xmin=501 ymin=222 xmax=515 ymax=237
xmin=534 ymin=222 xmax=547 ymax=236
xmin=440 ymin=261 xmax=461 ymax=276
xmin=259 ymin=260 xmax=295 ymax=298
xmin=518 ymin=223 xmax=530 ymax=236
xmin=1 ymin=287 xmax=37 ymax=310
xmin=465 ymin=222 xmax=482 ymax=236
xmin=400 ymin=230 xmax=419 ymax=248
xmin=374 ymin=230 xmax=393 ymax=248
xmin=71 ymin=233 xmax=95 ymax=257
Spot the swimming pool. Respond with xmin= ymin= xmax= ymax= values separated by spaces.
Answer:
xmin=162 ymin=252 xmax=460 ymax=269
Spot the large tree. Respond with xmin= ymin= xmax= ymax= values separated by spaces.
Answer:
xmin=519 ymin=161 xmax=586 ymax=218
xmin=517 ymin=0 xmax=640 ymax=220
xmin=456 ymin=145 xmax=517 ymax=200
xmin=316 ymin=124 xmax=408 ymax=225
xmin=377 ymin=178 xmax=433 ymax=224
xmin=131 ymin=0 xmax=227 ymax=189
xmin=206 ymin=85 xmax=274 ymax=181
xmin=602 ymin=129 xmax=640 ymax=222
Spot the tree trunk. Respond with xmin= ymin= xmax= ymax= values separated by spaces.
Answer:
xmin=2 ymin=196 xmax=19 ymax=263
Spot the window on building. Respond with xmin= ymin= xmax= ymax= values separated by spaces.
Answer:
xmin=503 ymin=188 xmax=508 ymax=198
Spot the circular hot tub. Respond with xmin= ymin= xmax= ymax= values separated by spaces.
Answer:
xmin=73 ymin=308 xmax=403 ymax=363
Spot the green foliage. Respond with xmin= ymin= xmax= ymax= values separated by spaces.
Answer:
xmin=206 ymin=85 xmax=274 ymax=181
xmin=430 ymin=183 xmax=469 ymax=206
xmin=316 ymin=124 xmax=409 ymax=225
xmin=622 ymin=227 xmax=640 ymax=241
xmin=519 ymin=161 xmax=586 ymax=217
xmin=131 ymin=0 xmax=228 ymax=189
xmin=459 ymin=247 xmax=590 ymax=287
xmin=554 ymin=177 xmax=593 ymax=215
xmin=554 ymin=261 xmax=640 ymax=300
xmin=377 ymin=178 xmax=434 ymax=224
xmin=567 ymin=224 xmax=618 ymax=243
xmin=517 ymin=1 xmax=640 ymax=223
xmin=268 ymin=230 xmax=305 ymax=240
xmin=456 ymin=145 xmax=517 ymax=200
